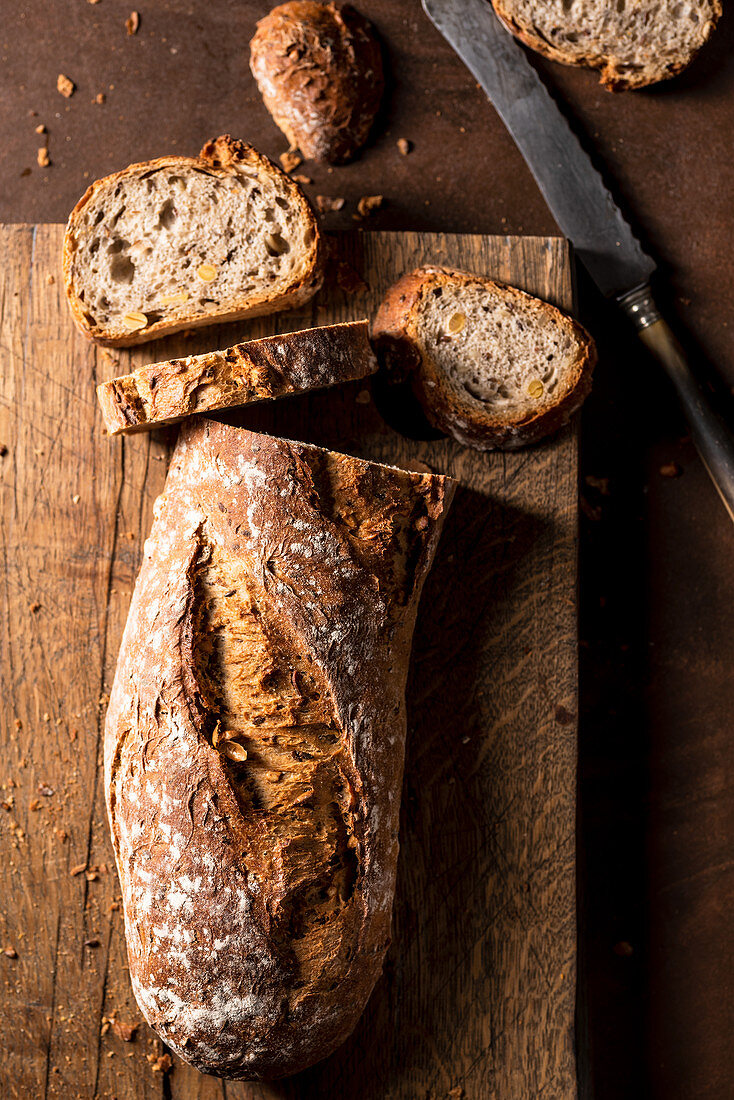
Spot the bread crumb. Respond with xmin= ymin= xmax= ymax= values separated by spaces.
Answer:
xmin=112 ymin=1018 xmax=138 ymax=1042
xmin=3 ymin=947 xmax=18 ymax=959
xmin=57 ymin=74 xmax=75 ymax=98
xmin=659 ymin=461 xmax=682 ymax=478
xmin=292 ymin=173 xmax=312 ymax=185
xmin=35 ymin=123 xmax=46 ymax=135
xmin=397 ymin=138 xmax=411 ymax=155
xmin=72 ymin=494 xmax=80 ymax=504
xmin=279 ymin=150 xmax=302 ymax=173
xmin=355 ymin=389 xmax=371 ymax=405
xmin=70 ymin=863 xmax=87 ymax=877
xmin=47 ymin=274 xmax=55 ymax=285
xmin=29 ymin=799 xmax=42 ymax=812
xmin=356 ymin=194 xmax=383 ymax=217
xmin=316 ymin=195 xmax=345 ymax=213
xmin=37 ymin=147 xmax=51 ymax=168
xmin=94 ymin=92 xmax=106 ymax=105
xmin=148 ymin=1053 xmax=173 ymax=1073
xmin=126 ymin=11 xmax=139 ymax=34
xmin=0 ymin=444 xmax=7 ymax=457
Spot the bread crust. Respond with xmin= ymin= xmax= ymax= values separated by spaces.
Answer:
xmin=372 ymin=266 xmax=596 ymax=451
xmin=491 ymin=0 xmax=722 ymax=90
xmin=104 ymin=419 xmax=454 ymax=1078
xmin=96 ymin=320 xmax=377 ymax=435
xmin=250 ymin=2 xmax=384 ymax=163
xmin=63 ymin=136 xmax=323 ymax=347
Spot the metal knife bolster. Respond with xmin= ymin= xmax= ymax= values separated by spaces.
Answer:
xmin=617 ymin=284 xmax=662 ymax=331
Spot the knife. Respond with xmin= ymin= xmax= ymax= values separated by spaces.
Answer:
xmin=422 ymin=0 xmax=734 ymax=521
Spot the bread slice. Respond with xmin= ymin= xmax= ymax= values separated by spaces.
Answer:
xmin=97 ymin=320 xmax=377 ymax=436
xmin=492 ymin=0 xmax=721 ymax=90
xmin=63 ymin=136 xmax=322 ymax=347
xmin=105 ymin=418 xmax=454 ymax=1078
xmin=372 ymin=267 xmax=595 ymax=451
xmin=250 ymin=1 xmax=384 ymax=163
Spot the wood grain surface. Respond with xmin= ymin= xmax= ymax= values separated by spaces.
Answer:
xmin=0 ymin=226 xmax=578 ymax=1100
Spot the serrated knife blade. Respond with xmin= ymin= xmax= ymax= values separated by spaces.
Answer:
xmin=422 ymin=0 xmax=655 ymax=297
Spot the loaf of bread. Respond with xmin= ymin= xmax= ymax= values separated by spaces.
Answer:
xmin=492 ymin=0 xmax=721 ymax=90
xmin=104 ymin=418 xmax=454 ymax=1078
xmin=250 ymin=2 xmax=384 ymax=163
xmin=96 ymin=320 xmax=377 ymax=435
xmin=63 ymin=136 xmax=322 ymax=347
xmin=372 ymin=266 xmax=595 ymax=451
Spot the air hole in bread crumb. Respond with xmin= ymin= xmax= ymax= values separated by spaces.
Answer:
xmin=265 ymin=233 xmax=290 ymax=256
xmin=110 ymin=253 xmax=135 ymax=285
xmin=157 ymin=199 xmax=177 ymax=230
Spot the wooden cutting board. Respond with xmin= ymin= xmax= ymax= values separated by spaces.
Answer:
xmin=0 ymin=226 xmax=578 ymax=1100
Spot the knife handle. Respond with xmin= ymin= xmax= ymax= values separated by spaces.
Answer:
xmin=618 ymin=283 xmax=734 ymax=522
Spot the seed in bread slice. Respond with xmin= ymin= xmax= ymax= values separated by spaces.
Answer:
xmin=492 ymin=0 xmax=721 ymax=90
xmin=372 ymin=267 xmax=596 ymax=451
xmin=63 ymin=135 xmax=323 ymax=347
xmin=96 ymin=320 xmax=377 ymax=436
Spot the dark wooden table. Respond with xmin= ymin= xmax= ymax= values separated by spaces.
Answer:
xmin=1 ymin=3 xmax=733 ymax=1098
